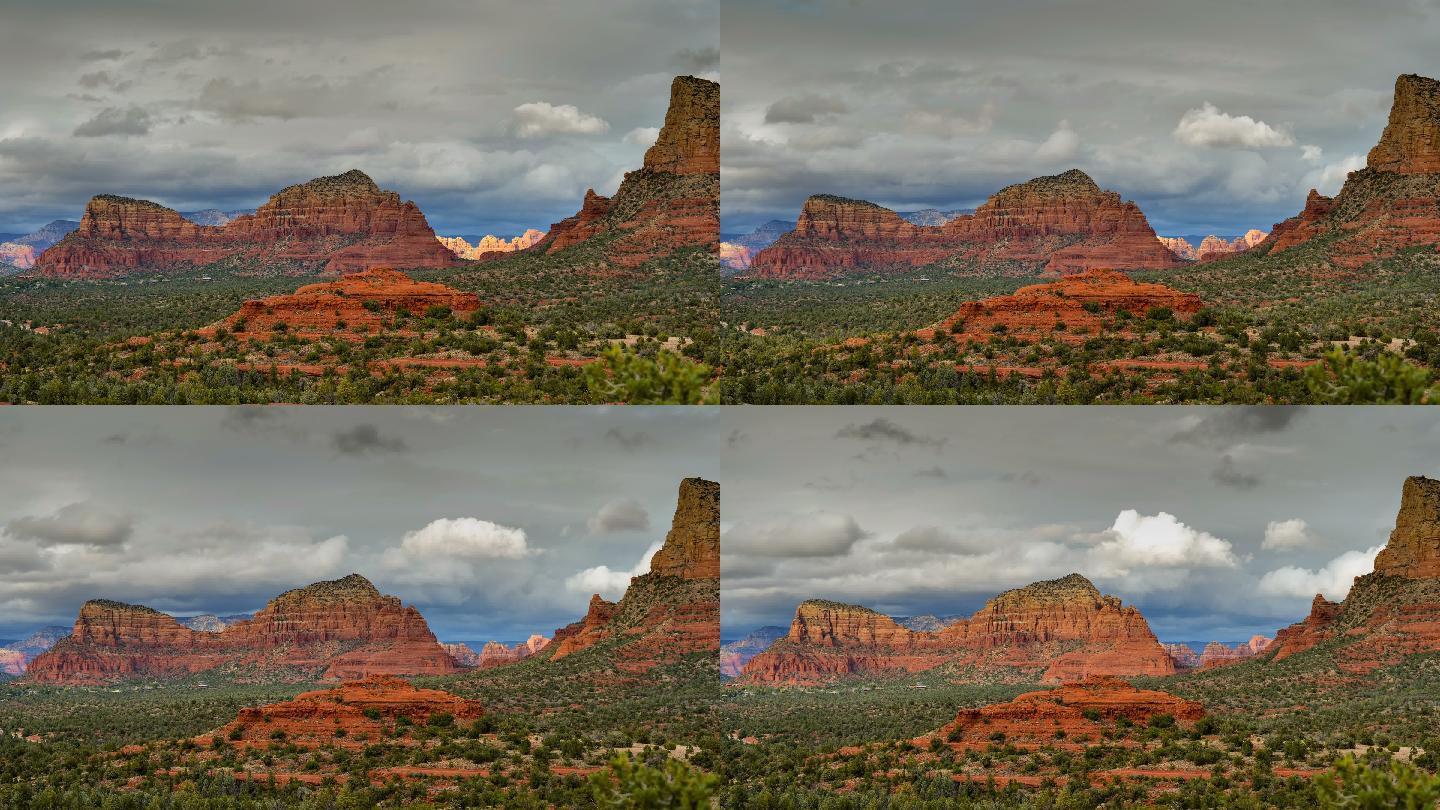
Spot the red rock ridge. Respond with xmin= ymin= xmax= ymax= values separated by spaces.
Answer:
xmin=206 ymin=267 xmax=481 ymax=337
xmin=545 ymin=477 xmax=720 ymax=672
xmin=915 ymin=268 xmax=1203 ymax=345
xmin=24 ymin=574 xmax=458 ymax=684
xmin=741 ymin=573 xmax=1175 ymax=686
xmin=31 ymin=171 xmax=460 ymax=279
xmin=528 ymin=75 xmax=718 ymax=269
xmin=1257 ymin=74 xmax=1440 ymax=268
xmin=0 ymin=648 xmax=29 ymax=676
xmin=747 ymin=170 xmax=1181 ymax=279
xmin=199 ymin=675 xmax=483 ymax=750
xmin=437 ymin=229 xmax=546 ymax=260
xmin=926 ymin=677 xmax=1204 ymax=751
xmin=1268 ymin=476 xmax=1440 ymax=672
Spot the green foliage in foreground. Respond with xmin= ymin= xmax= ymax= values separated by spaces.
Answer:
xmin=585 ymin=345 xmax=718 ymax=404
xmin=591 ymin=754 xmax=719 ymax=809
xmin=1304 ymin=346 xmax=1436 ymax=404
xmin=1317 ymin=756 xmax=1440 ymax=809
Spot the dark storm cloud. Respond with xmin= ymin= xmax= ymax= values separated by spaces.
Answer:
xmin=721 ymin=0 xmax=1439 ymax=235
xmin=1169 ymin=406 xmax=1304 ymax=447
xmin=836 ymin=417 xmax=945 ymax=450
xmin=765 ymin=94 xmax=849 ymax=124
xmin=0 ymin=408 xmax=719 ymax=644
xmin=5 ymin=502 xmax=134 ymax=548
xmin=331 ymin=424 xmax=409 ymax=456
xmin=0 ymin=0 xmax=716 ymax=235
xmin=605 ymin=427 xmax=656 ymax=452
xmin=1211 ymin=455 xmax=1261 ymax=490
xmin=73 ymin=106 xmax=153 ymax=137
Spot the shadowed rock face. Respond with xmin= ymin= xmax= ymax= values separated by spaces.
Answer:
xmin=30 ymin=170 xmax=460 ymax=279
xmin=742 ymin=573 xmax=1175 ymax=685
xmin=747 ymin=170 xmax=1181 ymax=279
xmin=25 ymin=574 xmax=458 ymax=684
xmin=926 ymin=677 xmax=1204 ymax=751
xmin=545 ymin=477 xmax=720 ymax=673
xmin=1269 ymin=476 xmax=1440 ymax=673
xmin=530 ymin=75 xmax=719 ymax=269
xmin=1260 ymin=74 xmax=1440 ymax=268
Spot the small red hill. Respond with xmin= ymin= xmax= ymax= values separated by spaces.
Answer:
xmin=199 ymin=675 xmax=484 ymax=750
xmin=917 ymin=268 xmax=1203 ymax=344
xmin=926 ymin=677 xmax=1204 ymax=751
xmin=209 ymin=267 xmax=481 ymax=337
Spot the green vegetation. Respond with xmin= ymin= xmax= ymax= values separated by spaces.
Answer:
xmin=0 ymin=241 xmax=718 ymax=404
xmin=722 ymin=243 xmax=1440 ymax=404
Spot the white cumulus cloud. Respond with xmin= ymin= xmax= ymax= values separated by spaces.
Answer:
xmin=624 ymin=126 xmax=661 ymax=145
xmin=1087 ymin=509 xmax=1240 ymax=575
xmin=1306 ymin=153 xmax=1365 ymax=195
xmin=1258 ymin=545 xmax=1382 ymax=600
xmin=566 ymin=541 xmax=661 ymax=599
xmin=397 ymin=518 xmax=531 ymax=560
xmin=1262 ymin=518 xmax=1313 ymax=550
xmin=1174 ymin=102 xmax=1294 ymax=148
xmin=1036 ymin=120 xmax=1080 ymax=161
xmin=511 ymin=101 xmax=610 ymax=138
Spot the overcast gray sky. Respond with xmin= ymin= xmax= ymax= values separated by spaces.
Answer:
xmin=720 ymin=407 xmax=1436 ymax=645
xmin=0 ymin=407 xmax=718 ymax=647
xmin=721 ymin=0 xmax=1439 ymax=238
xmin=0 ymin=0 xmax=717 ymax=238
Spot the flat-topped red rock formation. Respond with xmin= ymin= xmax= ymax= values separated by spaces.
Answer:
xmin=545 ymin=477 xmax=719 ymax=672
xmin=31 ymin=170 xmax=460 ymax=279
xmin=200 ymin=675 xmax=483 ymax=750
xmin=747 ymin=170 xmax=1181 ymax=279
xmin=24 ymin=574 xmax=458 ymax=684
xmin=1257 ymin=74 xmax=1440 ymax=268
xmin=929 ymin=677 xmax=1204 ymax=750
xmin=209 ymin=267 xmax=481 ymax=336
xmin=529 ymin=76 xmax=718 ymax=269
xmin=1268 ymin=476 xmax=1440 ymax=673
xmin=741 ymin=574 xmax=1175 ymax=685
xmin=916 ymin=268 xmax=1202 ymax=344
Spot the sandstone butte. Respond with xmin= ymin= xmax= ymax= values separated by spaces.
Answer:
xmin=1259 ymin=73 xmax=1440 ymax=268
xmin=1268 ymin=475 xmax=1440 ymax=674
xmin=0 ymin=648 xmax=25 ymax=676
xmin=196 ymin=675 xmax=484 ymax=751
xmin=436 ymin=229 xmax=546 ymax=260
xmin=719 ymin=241 xmax=755 ymax=271
xmin=441 ymin=635 xmax=551 ymax=669
xmin=1157 ymin=230 xmax=1268 ymax=263
xmin=543 ymin=477 xmax=719 ymax=673
xmin=1160 ymin=635 xmax=1273 ymax=670
xmin=740 ymin=573 xmax=1175 ymax=686
xmin=528 ymin=75 xmax=719 ymax=269
xmin=201 ymin=267 xmax=481 ymax=337
xmin=29 ymin=170 xmax=461 ymax=279
xmin=0 ymin=242 xmax=36 ymax=269
xmin=923 ymin=677 xmax=1204 ymax=751
xmin=24 ymin=574 xmax=459 ymax=685
xmin=913 ymin=267 xmax=1203 ymax=345
xmin=745 ymin=169 xmax=1182 ymax=279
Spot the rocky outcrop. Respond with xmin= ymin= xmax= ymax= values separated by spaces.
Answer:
xmin=209 ymin=267 xmax=482 ymax=337
xmin=444 ymin=635 xmax=552 ymax=669
xmin=1268 ymin=476 xmax=1440 ymax=673
xmin=647 ymin=477 xmax=720 ymax=580
xmin=1367 ymin=74 xmax=1440 ymax=174
xmin=1373 ymin=475 xmax=1440 ymax=578
xmin=719 ymin=242 xmax=755 ymax=271
xmin=916 ymin=268 xmax=1203 ymax=345
xmin=720 ymin=626 xmax=787 ymax=678
xmin=0 ymin=649 xmax=25 ymax=676
xmin=1197 ymin=636 xmax=1271 ymax=669
xmin=30 ymin=171 xmax=459 ymax=278
xmin=200 ymin=675 xmax=484 ymax=750
xmin=748 ymin=170 xmax=1181 ymax=279
xmin=1161 ymin=642 xmax=1201 ymax=668
xmin=1258 ymin=74 xmax=1440 ymax=268
xmin=742 ymin=574 xmax=1175 ymax=686
xmin=0 ymin=243 xmax=36 ymax=269
xmin=441 ymin=642 xmax=483 ymax=667
xmin=545 ymin=477 xmax=720 ymax=673
xmin=1157 ymin=237 xmax=1198 ymax=261
xmin=24 ymin=574 xmax=458 ymax=684
xmin=928 ymin=677 xmax=1204 ymax=750
xmin=437 ymin=229 xmax=546 ymax=260
xmin=180 ymin=614 xmax=252 ymax=633
xmin=528 ymin=76 xmax=718 ymax=269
